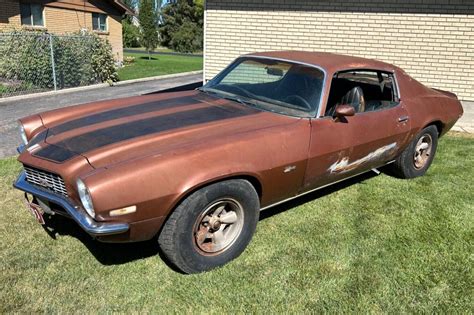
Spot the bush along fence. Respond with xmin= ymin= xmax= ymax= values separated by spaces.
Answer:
xmin=0 ymin=31 xmax=118 ymax=98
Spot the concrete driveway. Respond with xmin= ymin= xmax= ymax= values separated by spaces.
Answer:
xmin=453 ymin=101 xmax=474 ymax=133
xmin=0 ymin=72 xmax=202 ymax=158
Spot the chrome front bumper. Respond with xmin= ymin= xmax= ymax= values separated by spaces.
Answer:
xmin=14 ymin=171 xmax=129 ymax=236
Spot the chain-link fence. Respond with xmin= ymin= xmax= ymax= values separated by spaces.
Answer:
xmin=0 ymin=33 xmax=103 ymax=98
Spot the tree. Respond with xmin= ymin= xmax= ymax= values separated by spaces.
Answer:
xmin=121 ymin=0 xmax=140 ymax=48
xmin=123 ymin=20 xmax=140 ymax=48
xmin=159 ymin=0 xmax=203 ymax=53
xmin=138 ymin=0 xmax=159 ymax=60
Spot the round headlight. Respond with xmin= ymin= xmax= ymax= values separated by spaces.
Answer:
xmin=19 ymin=122 xmax=28 ymax=145
xmin=77 ymin=179 xmax=95 ymax=218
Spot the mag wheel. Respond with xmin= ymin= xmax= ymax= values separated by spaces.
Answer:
xmin=193 ymin=198 xmax=245 ymax=254
xmin=413 ymin=134 xmax=433 ymax=170
xmin=158 ymin=179 xmax=259 ymax=274
xmin=391 ymin=125 xmax=438 ymax=179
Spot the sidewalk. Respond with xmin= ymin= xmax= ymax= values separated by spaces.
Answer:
xmin=0 ymin=72 xmax=202 ymax=158
xmin=452 ymin=101 xmax=474 ymax=133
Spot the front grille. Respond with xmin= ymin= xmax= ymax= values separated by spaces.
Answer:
xmin=24 ymin=165 xmax=68 ymax=197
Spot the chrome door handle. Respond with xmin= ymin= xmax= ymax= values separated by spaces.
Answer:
xmin=398 ymin=116 xmax=409 ymax=122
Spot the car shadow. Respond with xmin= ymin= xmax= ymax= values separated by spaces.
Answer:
xmin=41 ymin=170 xmax=381 ymax=267
xmin=41 ymin=215 xmax=161 ymax=265
xmin=138 ymin=56 xmax=158 ymax=60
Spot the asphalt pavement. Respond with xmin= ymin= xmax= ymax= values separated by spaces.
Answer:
xmin=0 ymin=72 xmax=202 ymax=158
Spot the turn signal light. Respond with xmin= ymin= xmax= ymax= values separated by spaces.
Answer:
xmin=109 ymin=206 xmax=136 ymax=217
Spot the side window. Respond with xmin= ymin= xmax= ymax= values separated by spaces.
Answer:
xmin=220 ymin=60 xmax=290 ymax=85
xmin=325 ymin=70 xmax=399 ymax=116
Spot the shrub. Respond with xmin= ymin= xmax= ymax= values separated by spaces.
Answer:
xmin=124 ymin=56 xmax=135 ymax=65
xmin=0 ymin=30 xmax=118 ymax=93
xmin=87 ymin=33 xmax=119 ymax=83
xmin=0 ymin=31 xmax=54 ymax=90
xmin=53 ymin=35 xmax=94 ymax=88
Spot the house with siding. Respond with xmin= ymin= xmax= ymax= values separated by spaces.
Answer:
xmin=203 ymin=0 xmax=474 ymax=101
xmin=0 ymin=0 xmax=133 ymax=61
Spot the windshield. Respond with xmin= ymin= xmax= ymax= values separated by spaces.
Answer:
xmin=201 ymin=57 xmax=325 ymax=117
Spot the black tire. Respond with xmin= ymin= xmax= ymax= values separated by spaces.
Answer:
xmin=158 ymin=179 xmax=260 ymax=274
xmin=391 ymin=125 xmax=438 ymax=179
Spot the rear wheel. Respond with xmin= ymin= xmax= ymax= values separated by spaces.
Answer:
xmin=391 ymin=125 xmax=438 ymax=178
xmin=158 ymin=179 xmax=259 ymax=274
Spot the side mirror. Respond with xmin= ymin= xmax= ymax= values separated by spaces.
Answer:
xmin=334 ymin=104 xmax=355 ymax=118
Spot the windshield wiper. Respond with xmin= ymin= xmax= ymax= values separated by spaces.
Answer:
xmin=197 ymin=87 xmax=219 ymax=96
xmin=199 ymin=88 xmax=257 ymax=108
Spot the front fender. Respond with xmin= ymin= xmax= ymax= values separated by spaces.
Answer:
xmin=19 ymin=114 xmax=45 ymax=142
xmin=82 ymin=119 xmax=310 ymax=223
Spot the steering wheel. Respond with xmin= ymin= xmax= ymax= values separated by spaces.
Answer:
xmin=283 ymin=95 xmax=312 ymax=110
xmin=215 ymin=84 xmax=251 ymax=98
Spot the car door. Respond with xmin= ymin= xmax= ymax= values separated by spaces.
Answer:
xmin=302 ymin=70 xmax=411 ymax=192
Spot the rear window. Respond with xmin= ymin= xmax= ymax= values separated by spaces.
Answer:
xmin=221 ymin=60 xmax=291 ymax=85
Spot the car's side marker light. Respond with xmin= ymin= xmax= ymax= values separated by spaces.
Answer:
xmin=110 ymin=205 xmax=137 ymax=217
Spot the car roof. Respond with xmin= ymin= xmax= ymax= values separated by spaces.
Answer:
xmin=246 ymin=51 xmax=399 ymax=74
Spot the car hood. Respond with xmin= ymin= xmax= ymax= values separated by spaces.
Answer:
xmin=33 ymin=90 xmax=298 ymax=168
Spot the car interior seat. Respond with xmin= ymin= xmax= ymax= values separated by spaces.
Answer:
xmin=339 ymin=86 xmax=366 ymax=113
xmin=326 ymin=86 xmax=366 ymax=116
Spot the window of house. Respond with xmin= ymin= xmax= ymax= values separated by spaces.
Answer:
xmin=20 ymin=3 xmax=44 ymax=27
xmin=325 ymin=70 xmax=399 ymax=116
xmin=92 ymin=13 xmax=107 ymax=32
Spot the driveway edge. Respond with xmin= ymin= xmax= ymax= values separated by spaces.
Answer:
xmin=0 ymin=71 xmax=203 ymax=104
xmin=114 ymin=70 xmax=203 ymax=86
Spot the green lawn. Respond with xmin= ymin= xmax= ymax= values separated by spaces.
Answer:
xmin=117 ymin=52 xmax=203 ymax=81
xmin=1 ymin=134 xmax=472 ymax=313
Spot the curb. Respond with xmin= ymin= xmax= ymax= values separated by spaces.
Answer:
xmin=0 ymin=71 xmax=203 ymax=104
xmin=113 ymin=70 xmax=203 ymax=86
xmin=0 ymin=83 xmax=109 ymax=104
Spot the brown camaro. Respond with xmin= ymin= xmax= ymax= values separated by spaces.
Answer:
xmin=14 ymin=51 xmax=463 ymax=273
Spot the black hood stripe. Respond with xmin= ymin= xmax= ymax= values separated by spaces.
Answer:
xmin=35 ymin=104 xmax=259 ymax=162
xmin=48 ymin=94 xmax=212 ymax=135
xmin=34 ymin=144 xmax=78 ymax=162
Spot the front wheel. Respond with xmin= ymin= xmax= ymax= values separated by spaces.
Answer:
xmin=390 ymin=125 xmax=438 ymax=179
xmin=158 ymin=179 xmax=259 ymax=274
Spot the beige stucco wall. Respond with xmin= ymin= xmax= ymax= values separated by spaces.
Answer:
xmin=204 ymin=0 xmax=474 ymax=101
xmin=0 ymin=1 xmax=123 ymax=61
